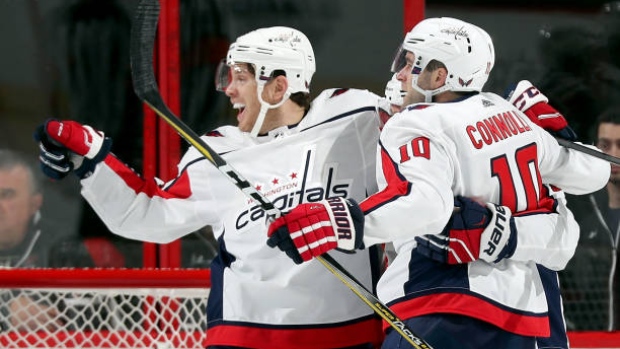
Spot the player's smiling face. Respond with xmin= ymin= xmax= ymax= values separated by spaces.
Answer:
xmin=224 ymin=63 xmax=261 ymax=132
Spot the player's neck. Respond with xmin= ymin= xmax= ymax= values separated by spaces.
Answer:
xmin=261 ymin=100 xmax=305 ymax=132
xmin=434 ymin=91 xmax=464 ymax=103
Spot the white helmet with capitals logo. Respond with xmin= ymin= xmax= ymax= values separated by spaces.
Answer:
xmin=392 ymin=17 xmax=495 ymax=101
xmin=216 ymin=26 xmax=316 ymax=136
xmin=218 ymin=26 xmax=315 ymax=94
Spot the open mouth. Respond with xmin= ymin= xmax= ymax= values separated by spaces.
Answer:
xmin=233 ymin=103 xmax=245 ymax=122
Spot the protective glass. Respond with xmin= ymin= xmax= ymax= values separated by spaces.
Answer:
xmin=215 ymin=61 xmax=256 ymax=92
xmin=215 ymin=60 xmax=232 ymax=92
xmin=390 ymin=44 xmax=407 ymax=73
xmin=390 ymin=45 xmax=424 ymax=77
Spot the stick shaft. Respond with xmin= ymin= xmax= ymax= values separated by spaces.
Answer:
xmin=556 ymin=137 xmax=620 ymax=166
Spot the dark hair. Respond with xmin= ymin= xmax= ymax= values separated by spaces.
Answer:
xmin=289 ymin=92 xmax=311 ymax=113
xmin=0 ymin=149 xmax=42 ymax=194
xmin=592 ymin=106 xmax=620 ymax=142
xmin=426 ymin=59 xmax=446 ymax=72
xmin=596 ymin=106 xmax=620 ymax=126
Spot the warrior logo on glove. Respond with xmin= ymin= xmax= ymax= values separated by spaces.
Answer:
xmin=327 ymin=198 xmax=355 ymax=242
xmin=267 ymin=197 xmax=365 ymax=264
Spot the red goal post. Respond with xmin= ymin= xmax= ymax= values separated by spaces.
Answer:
xmin=0 ymin=268 xmax=210 ymax=349
xmin=569 ymin=332 xmax=620 ymax=349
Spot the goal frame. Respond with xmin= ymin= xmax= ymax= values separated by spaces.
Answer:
xmin=0 ymin=268 xmax=210 ymax=288
xmin=0 ymin=268 xmax=211 ymax=349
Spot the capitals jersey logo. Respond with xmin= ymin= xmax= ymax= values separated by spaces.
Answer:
xmin=235 ymin=149 xmax=352 ymax=229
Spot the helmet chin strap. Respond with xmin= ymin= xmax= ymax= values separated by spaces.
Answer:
xmin=410 ymin=75 xmax=450 ymax=103
xmin=249 ymin=85 xmax=291 ymax=137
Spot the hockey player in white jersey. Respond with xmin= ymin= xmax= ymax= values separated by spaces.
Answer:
xmin=34 ymin=26 xmax=391 ymax=349
xmin=266 ymin=18 xmax=611 ymax=348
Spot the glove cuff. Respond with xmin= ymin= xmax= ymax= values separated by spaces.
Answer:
xmin=73 ymin=137 xmax=112 ymax=179
xmin=479 ymin=204 xmax=513 ymax=263
xmin=325 ymin=197 xmax=365 ymax=252
xmin=82 ymin=126 xmax=108 ymax=159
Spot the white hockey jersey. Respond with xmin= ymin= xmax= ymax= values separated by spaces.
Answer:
xmin=360 ymin=92 xmax=610 ymax=337
xmin=80 ymin=88 xmax=390 ymax=349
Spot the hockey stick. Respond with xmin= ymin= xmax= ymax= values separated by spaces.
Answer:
xmin=129 ymin=0 xmax=432 ymax=348
xmin=555 ymin=137 xmax=620 ymax=166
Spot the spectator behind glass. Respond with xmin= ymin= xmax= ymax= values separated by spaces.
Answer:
xmin=0 ymin=149 xmax=64 ymax=331
xmin=0 ymin=149 xmax=50 ymax=268
xmin=561 ymin=106 xmax=620 ymax=330
xmin=0 ymin=149 xmax=143 ymax=332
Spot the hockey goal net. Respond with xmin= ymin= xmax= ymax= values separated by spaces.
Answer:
xmin=0 ymin=268 xmax=210 ymax=349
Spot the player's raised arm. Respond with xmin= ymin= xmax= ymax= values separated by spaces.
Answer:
xmin=506 ymin=80 xmax=611 ymax=194
xmin=34 ymin=118 xmax=220 ymax=243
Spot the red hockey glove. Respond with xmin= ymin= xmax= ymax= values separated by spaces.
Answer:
xmin=34 ymin=119 xmax=112 ymax=179
xmin=506 ymin=80 xmax=577 ymax=141
xmin=267 ymin=197 xmax=365 ymax=264
xmin=415 ymin=196 xmax=517 ymax=264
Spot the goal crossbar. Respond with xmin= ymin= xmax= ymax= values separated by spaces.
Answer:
xmin=0 ymin=268 xmax=211 ymax=288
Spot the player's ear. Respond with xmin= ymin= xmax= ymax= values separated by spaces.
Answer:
xmin=268 ymin=75 xmax=289 ymax=103
xmin=275 ymin=75 xmax=288 ymax=95
xmin=29 ymin=192 xmax=43 ymax=216
xmin=433 ymin=67 xmax=448 ymax=88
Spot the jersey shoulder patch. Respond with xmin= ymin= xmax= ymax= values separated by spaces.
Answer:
xmin=205 ymin=130 xmax=224 ymax=137
xmin=199 ymin=125 xmax=250 ymax=154
xmin=329 ymin=88 xmax=350 ymax=98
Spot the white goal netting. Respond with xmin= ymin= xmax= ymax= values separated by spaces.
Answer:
xmin=0 ymin=268 xmax=210 ymax=349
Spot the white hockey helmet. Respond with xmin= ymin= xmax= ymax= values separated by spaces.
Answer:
xmin=391 ymin=17 xmax=495 ymax=97
xmin=217 ymin=26 xmax=316 ymax=94
xmin=384 ymin=73 xmax=405 ymax=106
xmin=216 ymin=26 xmax=316 ymax=136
